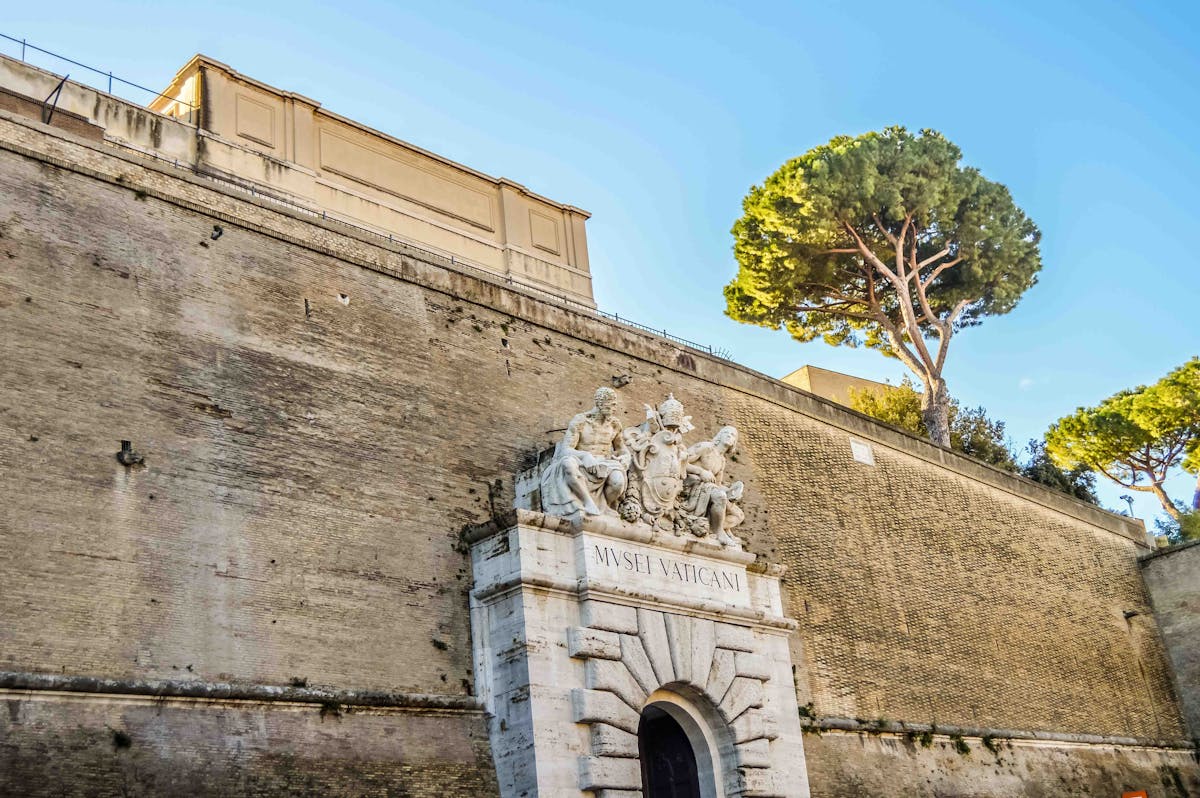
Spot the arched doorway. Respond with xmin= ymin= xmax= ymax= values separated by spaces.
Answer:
xmin=639 ymin=705 xmax=701 ymax=798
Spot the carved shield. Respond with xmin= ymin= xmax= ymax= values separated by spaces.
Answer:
xmin=645 ymin=475 xmax=683 ymax=507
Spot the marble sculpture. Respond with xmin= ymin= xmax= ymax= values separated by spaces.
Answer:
xmin=540 ymin=388 xmax=746 ymax=548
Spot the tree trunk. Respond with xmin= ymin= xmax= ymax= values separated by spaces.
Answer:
xmin=1151 ymin=482 xmax=1180 ymax=519
xmin=921 ymin=376 xmax=952 ymax=448
xmin=1192 ymin=470 xmax=1199 ymax=511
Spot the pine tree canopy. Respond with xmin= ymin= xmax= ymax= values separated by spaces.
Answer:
xmin=726 ymin=127 xmax=1042 ymax=356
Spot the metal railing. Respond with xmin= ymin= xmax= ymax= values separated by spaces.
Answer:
xmin=1 ymin=34 xmax=729 ymax=360
xmin=0 ymin=33 xmax=195 ymax=111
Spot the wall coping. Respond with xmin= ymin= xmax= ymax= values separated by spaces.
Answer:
xmin=0 ymin=671 xmax=483 ymax=712
xmin=0 ymin=109 xmax=1148 ymax=547
xmin=151 ymin=53 xmax=590 ymax=217
xmin=1140 ymin=537 xmax=1200 ymax=564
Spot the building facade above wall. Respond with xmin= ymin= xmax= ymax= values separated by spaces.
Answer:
xmin=779 ymin=365 xmax=894 ymax=408
xmin=0 ymin=51 xmax=595 ymax=306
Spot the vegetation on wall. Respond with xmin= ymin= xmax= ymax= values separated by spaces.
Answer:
xmin=726 ymin=127 xmax=1042 ymax=447
xmin=1046 ymin=357 xmax=1200 ymax=541
xmin=849 ymin=377 xmax=1014 ymax=470
xmin=848 ymin=378 xmax=1097 ymax=503
xmin=1019 ymin=440 xmax=1098 ymax=505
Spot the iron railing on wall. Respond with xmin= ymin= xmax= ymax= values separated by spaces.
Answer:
xmin=0 ymin=33 xmax=196 ymax=115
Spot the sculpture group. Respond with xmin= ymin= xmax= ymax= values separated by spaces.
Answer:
xmin=540 ymin=387 xmax=745 ymax=548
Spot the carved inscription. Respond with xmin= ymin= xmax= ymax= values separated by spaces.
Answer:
xmin=590 ymin=543 xmax=743 ymax=594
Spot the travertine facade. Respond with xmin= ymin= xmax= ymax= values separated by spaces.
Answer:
xmin=467 ymin=511 xmax=809 ymax=797
xmin=0 ymin=56 xmax=1196 ymax=797
xmin=779 ymin=365 xmax=893 ymax=408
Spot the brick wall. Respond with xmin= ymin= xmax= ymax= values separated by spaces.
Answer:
xmin=0 ymin=110 xmax=1193 ymax=794
xmin=735 ymin=391 xmax=1182 ymax=739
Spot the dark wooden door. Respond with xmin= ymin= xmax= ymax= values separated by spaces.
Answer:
xmin=639 ymin=706 xmax=702 ymax=798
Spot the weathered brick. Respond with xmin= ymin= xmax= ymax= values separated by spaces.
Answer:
xmin=0 ymin=107 xmax=1193 ymax=796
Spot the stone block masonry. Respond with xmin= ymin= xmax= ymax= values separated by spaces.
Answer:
xmin=1 ymin=688 xmax=500 ymax=797
xmin=0 ymin=105 xmax=1194 ymax=795
xmin=801 ymin=731 xmax=1199 ymax=798
xmin=1142 ymin=541 xmax=1200 ymax=738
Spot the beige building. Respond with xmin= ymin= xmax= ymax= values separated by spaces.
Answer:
xmin=0 ymin=52 xmax=595 ymax=306
xmin=779 ymin=365 xmax=894 ymax=408
xmin=0 ymin=51 xmax=1197 ymax=797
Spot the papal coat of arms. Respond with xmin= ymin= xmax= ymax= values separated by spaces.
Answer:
xmin=537 ymin=387 xmax=745 ymax=548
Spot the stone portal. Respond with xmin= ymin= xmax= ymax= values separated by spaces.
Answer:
xmin=466 ymin=509 xmax=811 ymax=797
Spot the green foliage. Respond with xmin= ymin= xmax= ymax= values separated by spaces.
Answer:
xmin=726 ymin=127 xmax=1041 ymax=445
xmin=848 ymin=378 xmax=925 ymax=434
xmin=949 ymin=733 xmax=971 ymax=756
xmin=917 ymin=730 xmax=934 ymax=748
xmin=954 ymin=405 xmax=1017 ymax=471
xmin=1047 ymin=357 xmax=1200 ymax=519
xmin=849 ymin=377 xmax=1015 ymax=471
xmin=1048 ymin=392 xmax=1164 ymax=486
xmin=1020 ymin=439 xmax=1098 ymax=504
xmin=1154 ymin=509 xmax=1200 ymax=544
xmin=851 ymin=380 xmax=1099 ymax=502
xmin=1134 ymin=358 xmax=1200 ymax=476
xmin=727 ymin=127 xmax=1041 ymax=345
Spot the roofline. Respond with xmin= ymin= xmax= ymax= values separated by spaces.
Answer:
xmin=152 ymin=53 xmax=590 ymax=219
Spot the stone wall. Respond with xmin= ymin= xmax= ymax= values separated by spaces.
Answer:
xmin=1 ymin=690 xmax=499 ymax=797
xmin=802 ymin=731 xmax=1199 ymax=798
xmin=0 ymin=108 xmax=1194 ymax=794
xmin=1142 ymin=540 xmax=1200 ymax=738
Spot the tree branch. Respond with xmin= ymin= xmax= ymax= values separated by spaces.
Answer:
xmin=842 ymin=217 xmax=939 ymax=382
xmin=932 ymin=300 xmax=973 ymax=373
xmin=841 ymin=221 xmax=897 ymax=281
xmin=793 ymin=304 xmax=880 ymax=323
xmin=885 ymin=215 xmax=937 ymax=373
xmin=895 ymin=215 xmax=912 ymax=283
xmin=872 ymin=212 xmax=898 ymax=247
xmin=946 ymin=298 xmax=971 ymax=326
xmin=920 ymin=256 xmax=963 ymax=289
xmin=1092 ymin=462 xmax=1138 ymax=489
xmin=916 ymin=246 xmax=951 ymax=271
xmin=911 ymin=256 xmax=941 ymax=327
xmin=874 ymin=313 xmax=926 ymax=379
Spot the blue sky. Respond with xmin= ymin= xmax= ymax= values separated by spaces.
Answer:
xmin=4 ymin=1 xmax=1195 ymax=526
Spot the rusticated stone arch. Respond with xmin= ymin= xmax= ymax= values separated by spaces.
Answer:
xmin=569 ymin=602 xmax=783 ymax=797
